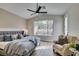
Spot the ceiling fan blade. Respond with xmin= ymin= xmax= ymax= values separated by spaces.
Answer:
xmin=36 ymin=6 xmax=41 ymax=13
xmin=27 ymin=9 xmax=35 ymax=12
xmin=38 ymin=12 xmax=47 ymax=13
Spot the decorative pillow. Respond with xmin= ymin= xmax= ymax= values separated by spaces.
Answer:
xmin=69 ymin=42 xmax=76 ymax=48
xmin=20 ymin=34 xmax=24 ymax=38
xmin=3 ymin=35 xmax=13 ymax=41
xmin=0 ymin=35 xmax=4 ymax=41
xmin=58 ymin=35 xmax=68 ymax=45
xmin=12 ymin=34 xmax=24 ymax=40
xmin=11 ymin=34 xmax=18 ymax=40
xmin=16 ymin=34 xmax=22 ymax=39
xmin=63 ymin=36 xmax=68 ymax=44
xmin=69 ymin=36 xmax=77 ymax=48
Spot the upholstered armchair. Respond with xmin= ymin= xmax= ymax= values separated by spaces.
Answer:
xmin=53 ymin=35 xmax=77 ymax=56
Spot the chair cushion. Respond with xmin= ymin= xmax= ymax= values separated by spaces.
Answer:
xmin=57 ymin=35 xmax=68 ymax=45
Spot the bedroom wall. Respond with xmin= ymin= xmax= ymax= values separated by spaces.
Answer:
xmin=27 ymin=14 xmax=64 ymax=41
xmin=0 ymin=8 xmax=27 ymax=31
xmin=65 ymin=4 xmax=79 ymax=36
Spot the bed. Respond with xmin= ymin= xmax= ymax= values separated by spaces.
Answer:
xmin=0 ymin=31 xmax=40 ymax=56
xmin=0 ymin=42 xmax=10 ymax=56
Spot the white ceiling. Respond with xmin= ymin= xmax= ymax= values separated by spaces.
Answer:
xmin=0 ymin=3 xmax=73 ymax=19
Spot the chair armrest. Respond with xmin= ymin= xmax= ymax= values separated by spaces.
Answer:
xmin=53 ymin=44 xmax=63 ymax=51
xmin=62 ymin=44 xmax=70 ymax=53
xmin=62 ymin=44 xmax=73 ymax=56
xmin=63 ymin=44 xmax=70 ymax=48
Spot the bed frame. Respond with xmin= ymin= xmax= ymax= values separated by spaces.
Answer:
xmin=0 ymin=31 xmax=24 ymax=35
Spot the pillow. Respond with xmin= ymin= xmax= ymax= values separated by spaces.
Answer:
xmin=0 ymin=35 xmax=4 ymax=41
xmin=16 ymin=34 xmax=22 ymax=39
xmin=58 ymin=35 xmax=68 ymax=45
xmin=11 ymin=34 xmax=24 ymax=40
xmin=3 ymin=35 xmax=13 ymax=41
xmin=69 ymin=42 xmax=76 ymax=48
xmin=69 ymin=36 xmax=77 ymax=48
xmin=63 ymin=36 xmax=68 ymax=44
xmin=11 ymin=34 xmax=17 ymax=40
xmin=20 ymin=34 xmax=24 ymax=38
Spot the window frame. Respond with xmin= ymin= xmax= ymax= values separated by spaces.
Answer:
xmin=64 ymin=16 xmax=68 ymax=35
xmin=33 ymin=20 xmax=54 ymax=36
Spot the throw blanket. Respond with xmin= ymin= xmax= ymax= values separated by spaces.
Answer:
xmin=4 ymin=36 xmax=40 ymax=56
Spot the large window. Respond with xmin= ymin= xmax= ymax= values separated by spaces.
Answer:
xmin=34 ymin=20 xmax=53 ymax=36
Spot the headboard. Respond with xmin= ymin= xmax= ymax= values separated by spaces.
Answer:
xmin=0 ymin=31 xmax=24 ymax=35
xmin=0 ymin=31 xmax=25 ymax=41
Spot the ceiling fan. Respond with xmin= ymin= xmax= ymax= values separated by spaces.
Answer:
xmin=27 ymin=3 xmax=47 ymax=15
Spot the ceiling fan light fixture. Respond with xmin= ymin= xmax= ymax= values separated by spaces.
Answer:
xmin=27 ymin=3 xmax=47 ymax=15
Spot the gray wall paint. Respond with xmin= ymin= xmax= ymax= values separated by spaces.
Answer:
xmin=65 ymin=4 xmax=79 ymax=36
xmin=27 ymin=14 xmax=64 ymax=41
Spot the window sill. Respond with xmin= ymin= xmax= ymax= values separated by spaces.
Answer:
xmin=34 ymin=34 xmax=53 ymax=36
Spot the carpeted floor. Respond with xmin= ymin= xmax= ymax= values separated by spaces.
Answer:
xmin=32 ymin=41 xmax=57 ymax=56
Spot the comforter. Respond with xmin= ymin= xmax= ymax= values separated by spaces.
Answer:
xmin=3 ymin=36 xmax=40 ymax=56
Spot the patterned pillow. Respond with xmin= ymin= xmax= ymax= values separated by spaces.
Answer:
xmin=16 ymin=34 xmax=23 ymax=39
xmin=58 ymin=35 xmax=68 ymax=45
xmin=3 ymin=35 xmax=13 ymax=41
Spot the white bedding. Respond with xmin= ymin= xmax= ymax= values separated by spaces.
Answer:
xmin=0 ymin=42 xmax=11 ymax=49
xmin=0 ymin=36 xmax=40 ymax=56
xmin=0 ymin=40 xmax=22 ymax=50
xmin=4 ymin=40 xmax=35 ymax=56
